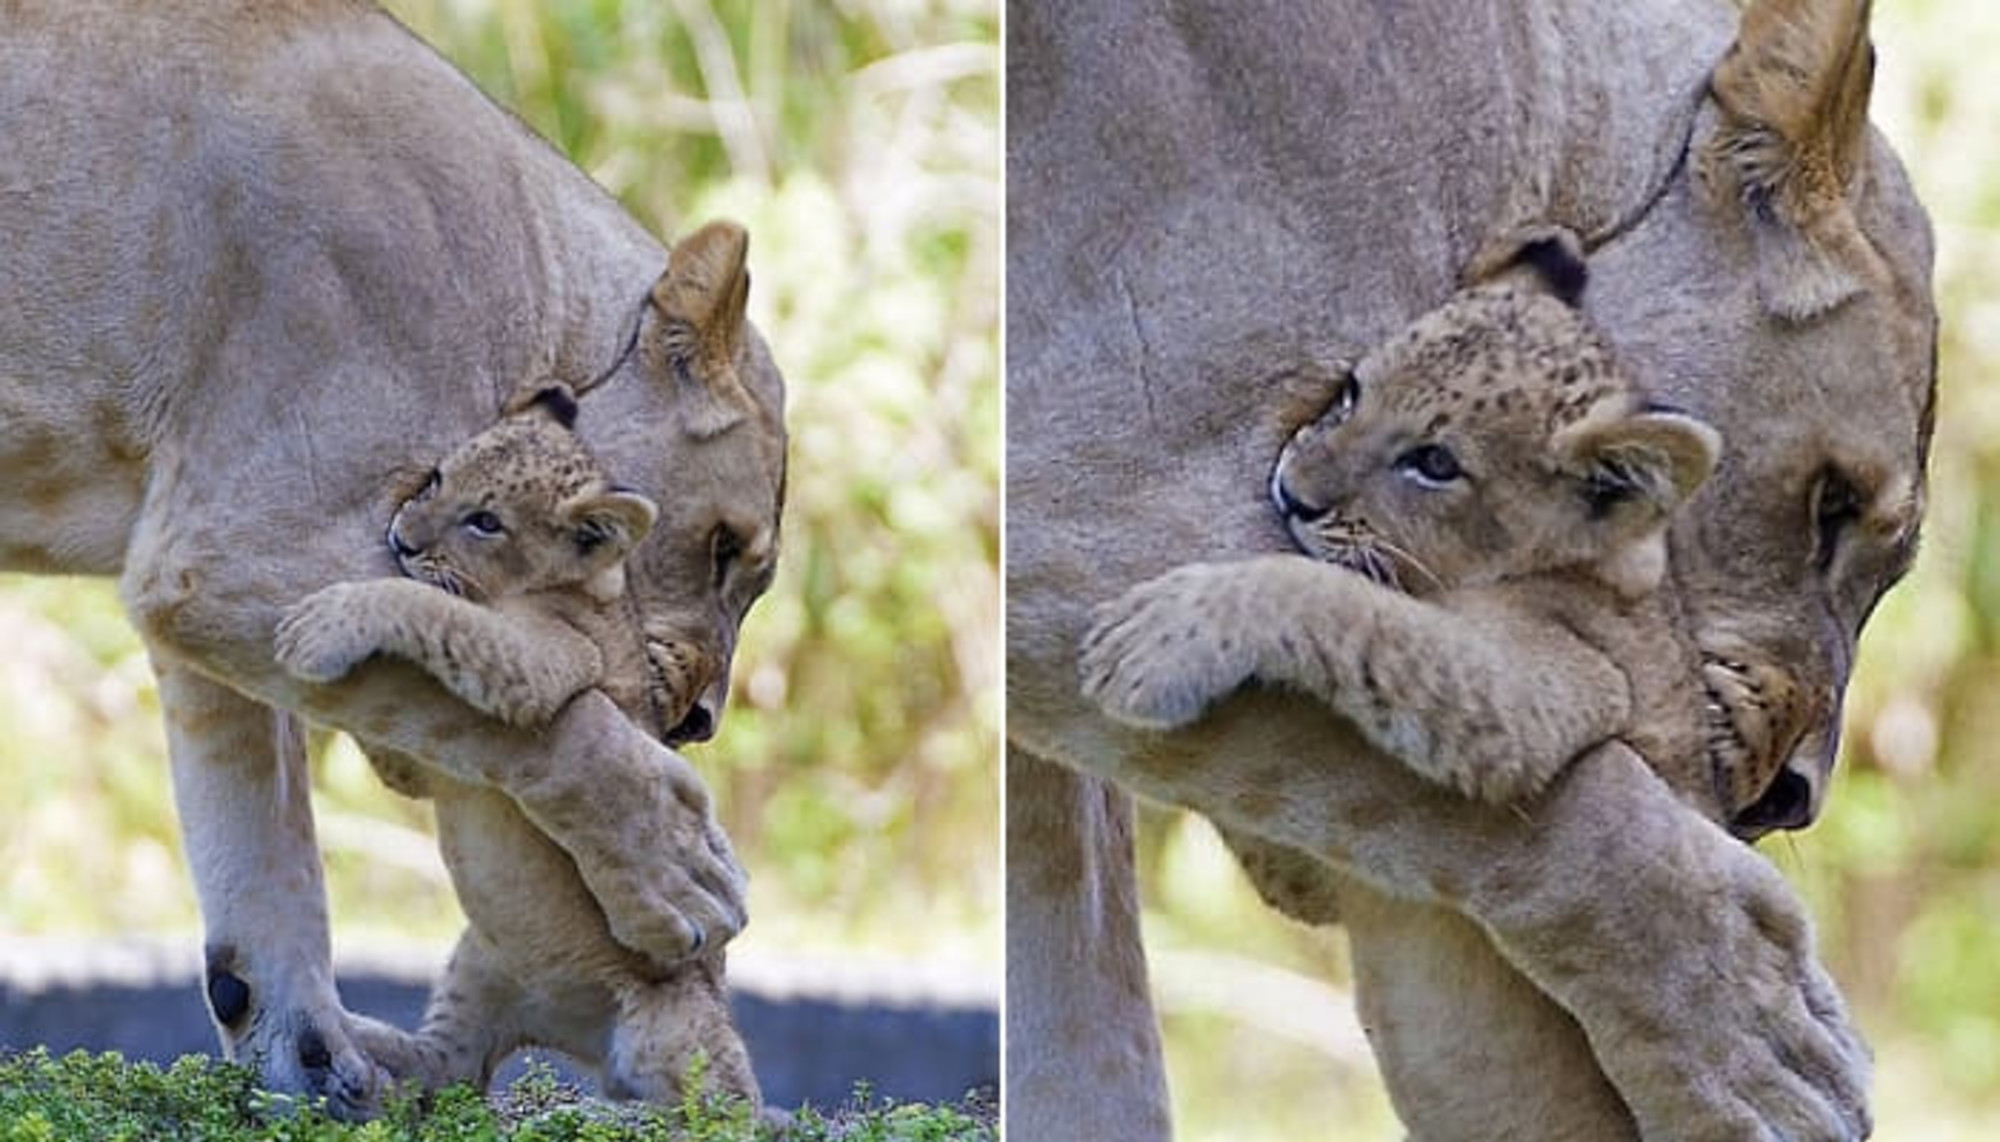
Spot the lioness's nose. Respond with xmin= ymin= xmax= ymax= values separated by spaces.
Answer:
xmin=667 ymin=701 xmax=715 ymax=745
xmin=666 ymin=676 xmax=730 ymax=746
xmin=1731 ymin=723 xmax=1837 ymax=839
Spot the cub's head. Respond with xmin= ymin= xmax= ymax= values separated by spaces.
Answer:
xmin=1272 ymin=235 xmax=1720 ymax=600
xmin=388 ymin=385 xmax=659 ymax=606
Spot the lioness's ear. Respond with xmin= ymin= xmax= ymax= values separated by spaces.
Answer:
xmin=1703 ymin=0 xmax=1888 ymax=320
xmin=565 ymin=489 xmax=659 ymax=561
xmin=650 ymin=220 xmax=756 ymax=437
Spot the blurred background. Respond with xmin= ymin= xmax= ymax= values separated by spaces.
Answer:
xmin=0 ymin=0 xmax=999 ymax=1089
xmin=1133 ymin=1 xmax=2000 ymax=1137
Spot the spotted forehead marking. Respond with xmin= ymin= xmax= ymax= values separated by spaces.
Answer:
xmin=436 ymin=416 xmax=608 ymax=503
xmin=1364 ymin=282 xmax=1625 ymax=434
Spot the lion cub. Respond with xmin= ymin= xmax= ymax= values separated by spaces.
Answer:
xmin=1082 ymin=233 xmax=1732 ymax=817
xmin=275 ymin=387 xmax=759 ymax=1108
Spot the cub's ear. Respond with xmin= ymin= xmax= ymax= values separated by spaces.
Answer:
xmin=1557 ymin=405 xmax=1722 ymax=519
xmin=650 ymin=220 xmax=756 ymax=437
xmin=1464 ymin=224 xmax=1588 ymax=307
xmin=564 ymin=489 xmax=659 ymax=561
xmin=504 ymin=383 xmax=580 ymax=429
xmin=1702 ymin=0 xmax=1888 ymax=319
xmin=1555 ymin=404 xmax=1721 ymax=596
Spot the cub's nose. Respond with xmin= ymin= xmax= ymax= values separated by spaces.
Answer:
xmin=1270 ymin=474 xmax=1328 ymax=522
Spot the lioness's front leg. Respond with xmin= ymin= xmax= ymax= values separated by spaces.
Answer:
xmin=1102 ymin=704 xmax=1867 ymax=1142
xmin=1006 ymin=746 xmax=1173 ymax=1142
xmin=127 ymin=527 xmax=744 ymax=973
xmin=1081 ymin=555 xmax=1630 ymax=802
xmin=157 ymin=666 xmax=386 ymax=1117
xmin=276 ymin=580 xmax=603 ymax=727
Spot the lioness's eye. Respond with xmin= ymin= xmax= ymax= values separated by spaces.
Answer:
xmin=711 ymin=525 xmax=745 ymax=586
xmin=418 ymin=468 xmax=441 ymax=499
xmin=464 ymin=510 xmax=505 ymax=537
xmin=1394 ymin=444 xmax=1464 ymax=487
xmin=1813 ymin=468 xmax=1862 ymax=571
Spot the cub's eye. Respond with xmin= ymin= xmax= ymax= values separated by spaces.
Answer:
xmin=1813 ymin=468 xmax=1863 ymax=571
xmin=1394 ymin=444 xmax=1464 ymax=487
xmin=464 ymin=510 xmax=505 ymax=537
xmin=711 ymin=525 xmax=745 ymax=587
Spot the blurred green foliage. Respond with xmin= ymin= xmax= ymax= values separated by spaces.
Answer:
xmin=0 ymin=0 xmax=997 ymax=979
xmin=1142 ymin=1 xmax=2000 ymax=1137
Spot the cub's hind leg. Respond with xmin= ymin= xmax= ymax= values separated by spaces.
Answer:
xmin=605 ymin=962 xmax=761 ymax=1108
xmin=390 ymin=927 xmax=614 ymax=1092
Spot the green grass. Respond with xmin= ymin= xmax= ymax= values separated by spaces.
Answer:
xmin=0 ymin=1051 xmax=995 ymax=1142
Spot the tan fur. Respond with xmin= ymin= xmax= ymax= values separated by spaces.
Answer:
xmin=0 ymin=4 xmax=784 ymax=1114
xmin=1007 ymin=0 xmax=1932 ymax=1138
xmin=275 ymin=398 xmax=759 ymax=1106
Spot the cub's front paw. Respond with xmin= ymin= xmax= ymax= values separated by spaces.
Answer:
xmin=274 ymin=586 xmax=378 ymax=683
xmin=1079 ymin=564 xmax=1256 ymax=730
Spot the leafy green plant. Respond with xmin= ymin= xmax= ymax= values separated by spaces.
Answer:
xmin=0 ymin=1051 xmax=995 ymax=1142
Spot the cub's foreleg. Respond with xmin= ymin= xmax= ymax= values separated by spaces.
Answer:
xmin=275 ymin=579 xmax=602 ymax=726
xmin=1081 ymin=555 xmax=1628 ymax=803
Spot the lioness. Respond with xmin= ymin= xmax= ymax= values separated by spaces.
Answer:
xmin=1006 ymin=0 xmax=1933 ymax=1138
xmin=1 ymin=2 xmax=784 ymax=1115
xmin=275 ymin=384 xmax=759 ymax=1108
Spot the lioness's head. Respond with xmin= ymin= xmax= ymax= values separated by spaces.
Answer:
xmin=1583 ymin=0 xmax=1934 ymax=836
xmin=1273 ymin=236 xmax=1719 ymax=602
xmin=560 ymin=219 xmax=787 ymax=747
xmin=388 ymin=385 xmax=657 ymax=606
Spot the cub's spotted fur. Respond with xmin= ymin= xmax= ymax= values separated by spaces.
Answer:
xmin=276 ymin=388 xmax=757 ymax=1108
xmin=1082 ymin=234 xmax=1733 ymax=815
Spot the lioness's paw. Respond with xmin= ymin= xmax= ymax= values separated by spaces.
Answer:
xmin=1080 ymin=564 xmax=1257 ymax=730
xmin=274 ymin=587 xmax=378 ymax=682
xmin=1515 ymin=748 xmax=1873 ymax=1142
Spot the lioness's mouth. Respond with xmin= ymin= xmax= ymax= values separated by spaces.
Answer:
xmin=1700 ymin=666 xmax=1755 ymax=831
xmin=640 ymin=639 xmax=687 ymax=744
xmin=1699 ymin=651 xmax=1816 ymax=840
